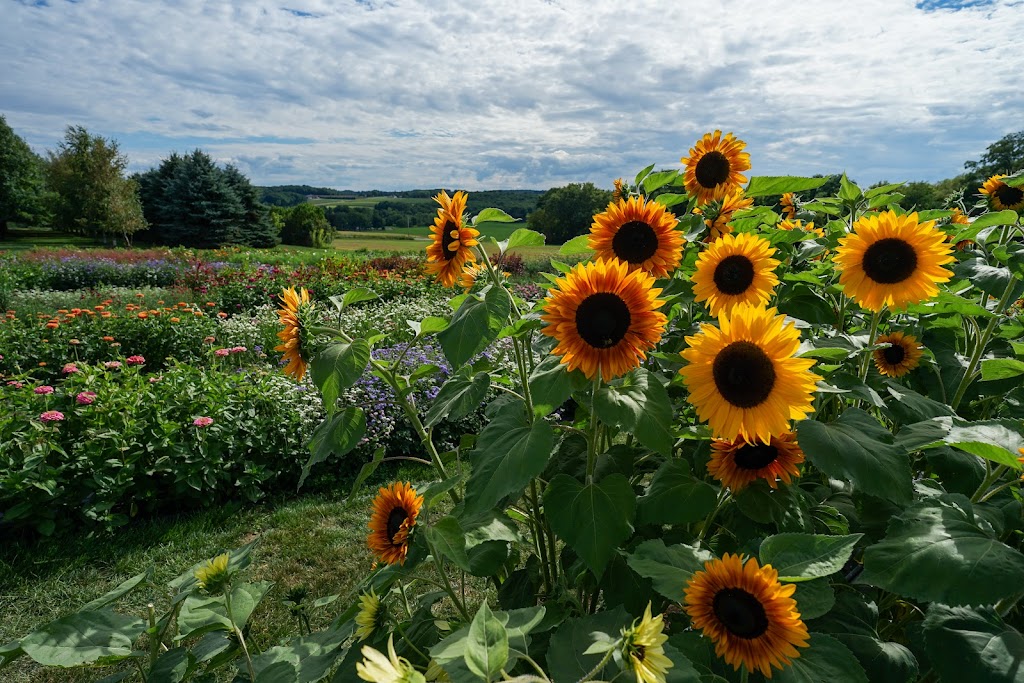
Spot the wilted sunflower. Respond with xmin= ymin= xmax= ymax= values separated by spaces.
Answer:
xmin=872 ymin=331 xmax=923 ymax=378
xmin=684 ymin=554 xmax=809 ymax=679
xmin=708 ymin=432 xmax=804 ymax=491
xmin=457 ymin=262 xmax=489 ymax=292
xmin=692 ymin=233 xmax=780 ymax=316
xmin=275 ymin=287 xmax=315 ymax=381
xmin=835 ymin=210 xmax=954 ymax=312
xmin=356 ymin=634 xmax=426 ymax=683
xmin=979 ymin=175 xmax=1024 ymax=211
xmin=621 ymin=602 xmax=674 ymax=683
xmin=779 ymin=193 xmax=797 ymax=219
xmin=367 ymin=482 xmax=424 ymax=566
xmin=681 ymin=131 xmax=751 ymax=206
xmin=705 ymin=190 xmax=754 ymax=241
xmin=355 ymin=589 xmax=386 ymax=641
xmin=541 ymin=258 xmax=667 ymax=380
xmin=613 ymin=177 xmax=627 ymax=203
xmin=679 ymin=303 xmax=819 ymax=442
xmin=426 ymin=190 xmax=479 ymax=287
xmin=589 ymin=196 xmax=684 ymax=277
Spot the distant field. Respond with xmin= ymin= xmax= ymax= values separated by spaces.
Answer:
xmin=382 ymin=221 xmax=523 ymax=241
xmin=310 ymin=196 xmax=430 ymax=208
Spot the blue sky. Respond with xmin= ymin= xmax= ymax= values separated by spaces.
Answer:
xmin=2 ymin=0 xmax=1022 ymax=191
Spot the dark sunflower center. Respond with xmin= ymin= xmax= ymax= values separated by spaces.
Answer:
xmin=712 ymin=341 xmax=776 ymax=408
xmin=712 ymin=588 xmax=770 ymax=639
xmin=575 ymin=293 xmax=632 ymax=349
xmin=734 ymin=443 xmax=778 ymax=470
xmin=995 ymin=184 xmax=1024 ymax=207
xmin=440 ymin=220 xmax=460 ymax=261
xmin=695 ymin=151 xmax=731 ymax=188
xmin=712 ymin=255 xmax=755 ymax=295
xmin=386 ymin=508 xmax=409 ymax=544
xmin=633 ymin=645 xmax=646 ymax=662
xmin=861 ymin=238 xmax=917 ymax=284
xmin=612 ymin=221 xmax=659 ymax=264
xmin=882 ymin=343 xmax=906 ymax=366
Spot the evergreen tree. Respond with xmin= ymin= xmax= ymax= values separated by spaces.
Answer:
xmin=0 ymin=115 xmax=50 ymax=238
xmin=223 ymin=164 xmax=278 ymax=247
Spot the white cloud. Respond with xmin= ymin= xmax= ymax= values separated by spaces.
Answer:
xmin=2 ymin=0 xmax=1021 ymax=189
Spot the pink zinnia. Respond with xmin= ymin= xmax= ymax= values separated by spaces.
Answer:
xmin=40 ymin=410 xmax=64 ymax=423
xmin=126 ymin=355 xmax=145 ymax=366
xmin=104 ymin=361 xmax=122 ymax=370
xmin=76 ymin=391 xmax=97 ymax=405
xmin=215 ymin=348 xmax=230 ymax=357
xmin=193 ymin=416 xmax=214 ymax=428
xmin=230 ymin=346 xmax=247 ymax=354
xmin=63 ymin=363 xmax=79 ymax=374
xmin=34 ymin=385 xmax=54 ymax=395
xmin=7 ymin=380 xmax=24 ymax=388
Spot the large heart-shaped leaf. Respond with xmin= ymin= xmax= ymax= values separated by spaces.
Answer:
xmin=544 ymin=474 xmax=636 ymax=577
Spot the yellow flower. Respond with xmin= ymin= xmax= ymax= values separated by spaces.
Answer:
xmin=979 ymin=175 xmax=1024 ymax=211
xmin=622 ymin=602 xmax=674 ymax=683
xmin=779 ymin=192 xmax=797 ymax=219
xmin=588 ymin=196 xmax=684 ymax=277
xmin=691 ymin=232 xmax=780 ymax=317
xmin=705 ymin=190 xmax=754 ymax=241
xmin=275 ymin=287 xmax=315 ymax=381
xmin=425 ymin=190 xmax=479 ymax=287
xmin=356 ymin=634 xmax=426 ymax=683
xmin=708 ymin=432 xmax=804 ymax=492
xmin=777 ymin=218 xmax=823 ymax=237
xmin=681 ymin=131 xmax=751 ymax=206
xmin=367 ymin=482 xmax=424 ymax=566
xmin=194 ymin=553 xmax=231 ymax=593
xmin=872 ymin=331 xmax=923 ymax=378
xmin=355 ymin=589 xmax=385 ymax=641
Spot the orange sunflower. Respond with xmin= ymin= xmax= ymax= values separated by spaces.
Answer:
xmin=681 ymin=131 xmax=751 ymax=206
xmin=275 ymin=287 xmax=315 ymax=381
xmin=684 ymin=554 xmax=809 ymax=679
xmin=541 ymin=258 xmax=667 ymax=380
xmin=835 ymin=210 xmax=954 ymax=312
xmin=779 ymin=193 xmax=797 ymax=219
xmin=777 ymin=219 xmax=823 ymax=237
xmin=426 ymin=190 xmax=479 ymax=287
xmin=705 ymin=190 xmax=754 ymax=241
xmin=979 ymin=175 xmax=1024 ymax=211
xmin=588 ymin=196 xmax=684 ymax=277
xmin=872 ymin=331 xmax=923 ymax=378
xmin=367 ymin=481 xmax=424 ymax=566
xmin=691 ymin=232 xmax=780 ymax=316
xmin=708 ymin=432 xmax=804 ymax=491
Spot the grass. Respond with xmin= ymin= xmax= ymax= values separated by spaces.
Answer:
xmin=308 ymin=197 xmax=431 ymax=208
xmin=0 ymin=228 xmax=103 ymax=252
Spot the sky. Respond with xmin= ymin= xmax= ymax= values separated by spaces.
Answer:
xmin=2 ymin=0 xmax=1022 ymax=191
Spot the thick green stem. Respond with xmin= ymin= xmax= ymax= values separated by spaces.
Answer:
xmin=950 ymin=277 xmax=1019 ymax=411
xmin=971 ymin=465 xmax=1009 ymax=504
xmin=697 ymin=489 xmax=731 ymax=543
xmin=432 ymin=552 xmax=471 ymax=621
xmin=586 ymin=374 xmax=602 ymax=484
xmin=575 ymin=642 xmax=619 ymax=683
xmin=859 ymin=310 xmax=882 ymax=382
xmin=223 ymin=588 xmax=257 ymax=682
xmin=146 ymin=603 xmax=159 ymax=668
xmin=529 ymin=479 xmax=552 ymax=595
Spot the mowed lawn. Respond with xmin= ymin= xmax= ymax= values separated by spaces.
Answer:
xmin=332 ymin=222 xmax=574 ymax=260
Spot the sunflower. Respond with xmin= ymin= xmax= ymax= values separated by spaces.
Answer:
xmin=589 ymin=196 xmax=684 ymax=277
xmin=708 ymin=432 xmax=804 ymax=491
xmin=355 ymin=589 xmax=386 ymax=641
xmin=194 ymin=553 xmax=231 ymax=593
xmin=684 ymin=554 xmax=809 ymax=679
xmin=541 ymin=258 xmax=667 ymax=380
xmin=834 ymin=210 xmax=954 ymax=312
xmin=948 ymin=207 xmax=970 ymax=226
xmin=367 ymin=482 xmax=424 ymax=566
xmin=679 ymin=303 xmax=819 ymax=442
xmin=357 ymin=634 xmax=425 ymax=683
xmin=777 ymin=219 xmax=823 ymax=237
xmin=621 ymin=602 xmax=674 ymax=683
xmin=692 ymin=233 xmax=780 ymax=316
xmin=979 ymin=175 xmax=1024 ymax=211
xmin=681 ymin=131 xmax=751 ymax=206
xmin=705 ymin=190 xmax=754 ymax=241
xmin=779 ymin=193 xmax=797 ymax=219
xmin=275 ymin=287 xmax=315 ymax=381
xmin=426 ymin=190 xmax=479 ymax=287
xmin=613 ymin=177 xmax=626 ymax=203
xmin=872 ymin=331 xmax=923 ymax=378
xmin=457 ymin=262 xmax=489 ymax=292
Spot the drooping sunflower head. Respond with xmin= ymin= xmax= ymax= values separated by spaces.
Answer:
xmin=779 ymin=192 xmax=797 ymax=219
xmin=621 ymin=602 xmax=674 ymax=683
xmin=980 ymin=175 xmax=1024 ymax=211
xmin=692 ymin=233 xmax=781 ymax=317
xmin=275 ymin=287 xmax=316 ymax=382
xmin=679 ymin=303 xmax=820 ymax=442
xmin=681 ymin=131 xmax=751 ymax=206
xmin=705 ymin=190 xmax=754 ymax=242
xmin=613 ymin=177 xmax=627 ymax=203
xmin=872 ymin=331 xmax=923 ymax=378
xmin=367 ymin=481 xmax=424 ymax=566
xmin=541 ymin=258 xmax=667 ymax=380
xmin=684 ymin=554 xmax=809 ymax=679
xmin=835 ymin=210 xmax=955 ymax=312
xmin=355 ymin=589 xmax=387 ymax=641
xmin=708 ymin=432 xmax=804 ymax=492
xmin=194 ymin=553 xmax=232 ymax=594
xmin=588 ymin=196 xmax=684 ymax=277
xmin=426 ymin=190 xmax=480 ymax=288
xmin=948 ymin=207 xmax=970 ymax=226
xmin=458 ymin=262 xmax=490 ymax=293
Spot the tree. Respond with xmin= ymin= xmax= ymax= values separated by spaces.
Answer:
xmin=223 ymin=165 xmax=278 ymax=247
xmin=46 ymin=126 xmax=146 ymax=243
xmin=281 ymin=203 xmax=334 ymax=248
xmin=526 ymin=182 xmax=613 ymax=244
xmin=0 ymin=115 xmax=50 ymax=239
xmin=962 ymin=130 xmax=1024 ymax=201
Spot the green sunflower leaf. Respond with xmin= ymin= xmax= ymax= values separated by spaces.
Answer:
xmin=559 ymin=234 xmax=593 ymax=255
xmin=792 ymin=579 xmax=835 ymax=620
xmin=464 ymin=601 xmax=508 ymax=682
xmin=759 ymin=533 xmax=864 ymax=582
xmin=636 ymin=459 xmax=717 ymax=526
xmin=923 ymin=604 xmax=1024 ymax=683
xmin=475 ymin=207 xmax=517 ymax=224
xmin=593 ymin=368 xmax=675 ymax=456
xmin=424 ymin=372 xmax=490 ymax=427
xmin=981 ymin=358 xmax=1024 ymax=381
xmin=20 ymin=610 xmax=145 ymax=667
xmin=303 ymin=406 xmax=366 ymax=488
xmin=438 ymin=286 xmax=510 ymax=368
xmin=745 ymin=176 xmax=830 ymax=198
xmin=642 ymin=169 xmax=680 ymax=194
xmin=773 ymin=633 xmax=868 ymax=683
xmin=310 ymin=340 xmax=370 ymax=412
xmin=546 ymin=608 xmax=632 ymax=683
xmin=544 ymin=474 xmax=636 ymax=578
xmin=626 ymin=539 xmax=714 ymax=602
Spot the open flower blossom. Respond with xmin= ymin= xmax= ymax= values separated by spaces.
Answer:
xmin=62 ymin=363 xmax=79 ymax=374
xmin=34 ymin=385 xmax=54 ymax=395
xmin=193 ymin=416 xmax=214 ymax=428
xmin=76 ymin=391 xmax=97 ymax=405
xmin=40 ymin=410 xmax=64 ymax=423
xmin=215 ymin=348 xmax=230 ymax=357
xmin=105 ymin=361 xmax=122 ymax=370
xmin=126 ymin=355 xmax=145 ymax=366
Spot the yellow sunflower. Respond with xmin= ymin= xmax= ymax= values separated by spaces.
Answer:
xmin=708 ymin=432 xmax=804 ymax=491
xmin=541 ymin=258 xmax=667 ymax=380
xmin=367 ymin=482 xmax=424 ymax=566
xmin=705 ymin=190 xmax=754 ymax=241
xmin=622 ymin=602 xmax=674 ymax=683
xmin=948 ymin=207 xmax=970 ymax=226
xmin=979 ymin=175 xmax=1024 ymax=211
xmin=779 ymin=192 xmax=797 ymax=219
xmin=589 ymin=196 xmax=684 ymax=277
xmin=426 ymin=190 xmax=480 ymax=287
xmin=872 ymin=331 xmax=923 ymax=378
xmin=457 ymin=262 xmax=489 ymax=293
xmin=613 ymin=177 xmax=626 ymax=203
xmin=692 ymin=233 xmax=780 ymax=317
xmin=777 ymin=219 xmax=823 ymax=237
xmin=835 ymin=210 xmax=954 ymax=312
xmin=679 ymin=303 xmax=819 ymax=442
xmin=684 ymin=554 xmax=809 ymax=679
xmin=356 ymin=634 xmax=425 ymax=683
xmin=275 ymin=287 xmax=315 ymax=381
xmin=355 ymin=589 xmax=386 ymax=641
xmin=194 ymin=553 xmax=231 ymax=593
xmin=681 ymin=131 xmax=751 ymax=206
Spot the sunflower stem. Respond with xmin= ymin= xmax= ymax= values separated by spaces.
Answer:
xmin=950 ymin=276 xmax=1019 ymax=411
xmin=575 ymin=640 xmax=619 ymax=683
xmin=697 ymin=488 xmax=731 ymax=543
xmin=431 ymin=551 xmax=471 ymax=621
xmin=979 ymin=477 xmax=1021 ymax=503
xmin=971 ymin=465 xmax=1009 ymax=504
xmin=223 ymin=587 xmax=257 ymax=683
xmin=739 ymin=666 xmax=749 ymax=683
xmin=996 ymin=589 xmax=1024 ymax=617
xmin=587 ymin=373 xmax=602 ymax=484
xmin=858 ymin=310 xmax=882 ymax=383
xmin=529 ymin=479 xmax=553 ymax=595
